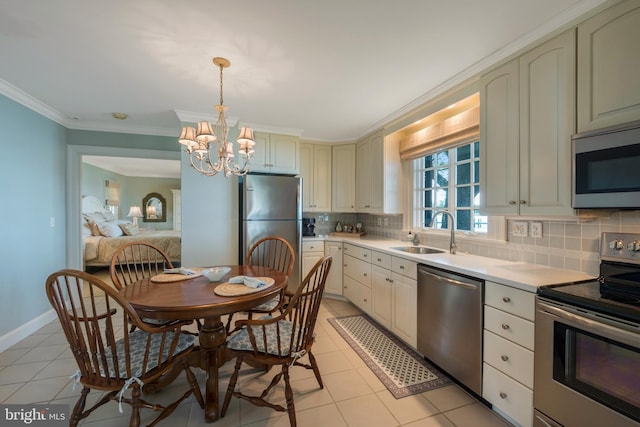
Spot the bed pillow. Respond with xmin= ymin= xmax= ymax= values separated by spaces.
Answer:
xmin=86 ymin=220 xmax=101 ymax=236
xmin=98 ymin=221 xmax=124 ymax=237
xmin=83 ymin=212 xmax=106 ymax=223
xmin=119 ymin=222 xmax=139 ymax=236
xmin=82 ymin=222 xmax=94 ymax=237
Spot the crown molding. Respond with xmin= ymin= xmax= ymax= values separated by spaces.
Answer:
xmin=0 ymin=78 xmax=68 ymax=125
xmin=238 ymin=122 xmax=304 ymax=137
xmin=367 ymin=0 xmax=609 ymax=138
xmin=174 ymin=109 xmax=238 ymax=127
xmin=65 ymin=120 xmax=180 ymax=137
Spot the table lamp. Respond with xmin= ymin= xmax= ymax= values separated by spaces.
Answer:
xmin=127 ymin=206 xmax=143 ymax=225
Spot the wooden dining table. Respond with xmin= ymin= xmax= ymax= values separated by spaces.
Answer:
xmin=118 ymin=265 xmax=288 ymax=423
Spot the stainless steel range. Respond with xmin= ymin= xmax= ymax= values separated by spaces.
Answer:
xmin=535 ymin=232 xmax=640 ymax=427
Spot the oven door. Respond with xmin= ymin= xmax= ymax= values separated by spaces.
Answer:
xmin=535 ymin=297 xmax=640 ymax=427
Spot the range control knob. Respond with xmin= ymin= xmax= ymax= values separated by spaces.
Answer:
xmin=628 ymin=241 xmax=640 ymax=252
xmin=609 ymin=240 xmax=624 ymax=250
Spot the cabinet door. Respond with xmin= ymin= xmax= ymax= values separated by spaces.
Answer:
xmin=371 ymin=266 xmax=392 ymax=328
xmin=324 ymin=242 xmax=343 ymax=295
xmin=519 ymin=29 xmax=575 ymax=216
xmin=391 ymin=273 xmax=417 ymax=347
xmin=577 ymin=0 xmax=640 ymax=132
xmin=332 ymin=144 xmax=356 ymax=212
xmin=479 ymin=59 xmax=520 ymax=215
xmin=312 ymin=145 xmax=332 ymax=211
xmin=302 ymin=251 xmax=323 ymax=282
xmin=299 ymin=143 xmax=314 ymax=211
xmin=356 ymin=138 xmax=372 ymax=210
xmin=369 ymin=132 xmax=385 ymax=211
xmin=251 ymin=132 xmax=271 ymax=172
xmin=270 ymin=134 xmax=299 ymax=174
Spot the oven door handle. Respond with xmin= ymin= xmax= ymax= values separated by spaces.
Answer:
xmin=539 ymin=301 xmax=640 ymax=344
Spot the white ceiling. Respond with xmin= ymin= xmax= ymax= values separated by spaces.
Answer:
xmin=0 ymin=0 xmax=606 ymax=143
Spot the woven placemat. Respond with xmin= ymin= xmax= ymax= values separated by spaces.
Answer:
xmin=214 ymin=277 xmax=275 ymax=296
xmin=150 ymin=268 xmax=203 ymax=283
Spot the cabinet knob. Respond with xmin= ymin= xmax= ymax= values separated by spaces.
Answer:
xmin=501 ymin=323 xmax=510 ymax=330
xmin=363 ymin=254 xmax=368 ymax=258
xmin=363 ymin=273 xmax=367 ymax=277
xmin=400 ymin=265 xmax=405 ymax=269
xmin=363 ymin=298 xmax=368 ymax=302
xmin=501 ymin=355 xmax=509 ymax=362
xmin=499 ymin=392 xmax=507 ymax=399
xmin=520 ymin=200 xmax=527 ymax=205
xmin=377 ymin=258 xmax=382 ymax=262
xmin=502 ymin=296 xmax=511 ymax=303
xmin=509 ymin=200 xmax=516 ymax=205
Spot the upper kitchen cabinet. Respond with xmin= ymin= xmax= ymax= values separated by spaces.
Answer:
xmin=480 ymin=29 xmax=576 ymax=217
xmin=577 ymin=0 xmax=640 ymax=132
xmin=251 ymin=132 xmax=299 ymax=174
xmin=300 ymin=143 xmax=331 ymax=212
xmin=332 ymin=144 xmax=356 ymax=212
xmin=356 ymin=130 xmax=402 ymax=213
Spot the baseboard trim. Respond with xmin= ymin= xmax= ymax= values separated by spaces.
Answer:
xmin=0 ymin=309 xmax=58 ymax=353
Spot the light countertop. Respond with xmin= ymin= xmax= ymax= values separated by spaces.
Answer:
xmin=304 ymin=235 xmax=596 ymax=292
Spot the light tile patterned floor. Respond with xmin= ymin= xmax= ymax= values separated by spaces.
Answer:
xmin=0 ymin=270 xmax=513 ymax=427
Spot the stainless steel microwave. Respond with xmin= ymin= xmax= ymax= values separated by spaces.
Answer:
xmin=572 ymin=120 xmax=640 ymax=209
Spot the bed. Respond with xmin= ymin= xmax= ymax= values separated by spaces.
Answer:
xmin=81 ymin=195 xmax=181 ymax=267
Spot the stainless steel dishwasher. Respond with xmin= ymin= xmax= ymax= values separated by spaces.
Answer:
xmin=417 ymin=264 xmax=484 ymax=395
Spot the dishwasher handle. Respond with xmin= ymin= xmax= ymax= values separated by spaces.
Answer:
xmin=419 ymin=268 xmax=480 ymax=290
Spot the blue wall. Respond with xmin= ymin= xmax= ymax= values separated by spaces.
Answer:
xmin=0 ymin=95 xmax=67 ymax=338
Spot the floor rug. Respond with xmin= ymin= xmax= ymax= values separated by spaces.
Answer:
xmin=328 ymin=315 xmax=451 ymax=399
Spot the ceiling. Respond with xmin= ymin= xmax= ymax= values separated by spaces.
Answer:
xmin=0 ymin=0 xmax=605 ymax=143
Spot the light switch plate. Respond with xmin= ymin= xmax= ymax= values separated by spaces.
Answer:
xmin=512 ymin=221 xmax=528 ymax=237
xmin=530 ymin=222 xmax=543 ymax=238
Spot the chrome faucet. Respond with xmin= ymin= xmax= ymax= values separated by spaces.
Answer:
xmin=428 ymin=211 xmax=457 ymax=254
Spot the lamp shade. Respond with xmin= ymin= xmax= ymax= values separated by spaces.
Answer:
xmin=127 ymin=206 xmax=143 ymax=218
xmin=237 ymin=127 xmax=255 ymax=144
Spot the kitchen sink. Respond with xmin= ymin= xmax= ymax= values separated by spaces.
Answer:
xmin=391 ymin=246 xmax=445 ymax=254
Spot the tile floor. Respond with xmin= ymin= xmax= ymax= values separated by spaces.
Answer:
xmin=0 ymin=270 xmax=513 ymax=427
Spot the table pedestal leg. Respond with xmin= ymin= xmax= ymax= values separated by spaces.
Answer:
xmin=198 ymin=316 xmax=226 ymax=423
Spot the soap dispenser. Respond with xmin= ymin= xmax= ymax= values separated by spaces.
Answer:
xmin=335 ymin=221 xmax=343 ymax=232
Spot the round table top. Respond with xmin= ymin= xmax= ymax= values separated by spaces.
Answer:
xmin=119 ymin=265 xmax=288 ymax=320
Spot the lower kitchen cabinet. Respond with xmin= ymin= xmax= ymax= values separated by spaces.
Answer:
xmin=302 ymin=240 xmax=324 ymax=281
xmin=346 ymin=245 xmax=417 ymax=348
xmin=324 ymin=241 xmax=343 ymax=295
xmin=343 ymin=245 xmax=372 ymax=313
xmin=483 ymin=281 xmax=535 ymax=427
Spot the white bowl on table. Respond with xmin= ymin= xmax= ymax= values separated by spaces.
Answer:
xmin=201 ymin=267 xmax=231 ymax=282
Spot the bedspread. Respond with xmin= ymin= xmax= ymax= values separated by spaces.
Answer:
xmin=84 ymin=229 xmax=181 ymax=266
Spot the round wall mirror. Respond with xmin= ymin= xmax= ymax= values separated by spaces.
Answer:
xmin=142 ymin=192 xmax=166 ymax=222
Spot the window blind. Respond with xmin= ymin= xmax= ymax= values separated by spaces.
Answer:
xmin=399 ymin=106 xmax=479 ymax=160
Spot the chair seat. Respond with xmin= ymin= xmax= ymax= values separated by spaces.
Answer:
xmin=101 ymin=330 xmax=195 ymax=379
xmin=250 ymin=295 xmax=281 ymax=312
xmin=227 ymin=319 xmax=299 ymax=356
xmin=141 ymin=317 xmax=171 ymax=326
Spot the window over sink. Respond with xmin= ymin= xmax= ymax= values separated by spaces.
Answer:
xmin=414 ymin=141 xmax=487 ymax=233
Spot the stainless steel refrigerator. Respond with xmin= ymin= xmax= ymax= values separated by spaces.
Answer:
xmin=239 ymin=174 xmax=302 ymax=291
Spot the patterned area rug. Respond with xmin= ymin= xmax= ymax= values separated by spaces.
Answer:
xmin=329 ymin=315 xmax=451 ymax=399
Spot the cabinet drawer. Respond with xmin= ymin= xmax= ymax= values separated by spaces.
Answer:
xmin=343 ymin=254 xmax=371 ymax=287
xmin=343 ymin=243 xmax=372 ymax=262
xmin=302 ymin=240 xmax=324 ymax=253
xmin=343 ymin=275 xmax=371 ymax=313
xmin=391 ymin=257 xmax=417 ymax=280
xmin=484 ymin=306 xmax=534 ymax=350
xmin=483 ymin=330 xmax=534 ymax=388
xmin=485 ymin=281 xmax=535 ymax=321
xmin=372 ymin=251 xmax=392 ymax=269
xmin=483 ymin=363 xmax=533 ymax=427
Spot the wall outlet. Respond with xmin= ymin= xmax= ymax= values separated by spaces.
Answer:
xmin=512 ymin=221 xmax=528 ymax=237
xmin=530 ymin=222 xmax=543 ymax=238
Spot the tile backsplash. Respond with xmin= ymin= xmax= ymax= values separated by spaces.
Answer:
xmin=303 ymin=210 xmax=640 ymax=277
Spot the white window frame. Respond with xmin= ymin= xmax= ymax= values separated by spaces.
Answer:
xmin=409 ymin=141 xmax=506 ymax=241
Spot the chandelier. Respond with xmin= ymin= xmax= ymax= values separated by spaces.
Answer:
xmin=178 ymin=57 xmax=255 ymax=177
